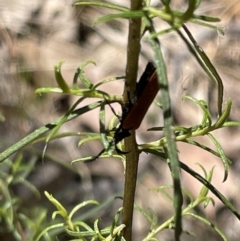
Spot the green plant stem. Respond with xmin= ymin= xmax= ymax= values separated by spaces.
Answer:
xmin=122 ymin=0 xmax=142 ymax=240
xmin=0 ymin=101 xmax=102 ymax=162
xmin=145 ymin=14 xmax=182 ymax=241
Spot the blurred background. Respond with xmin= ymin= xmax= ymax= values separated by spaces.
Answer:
xmin=0 ymin=0 xmax=240 ymax=240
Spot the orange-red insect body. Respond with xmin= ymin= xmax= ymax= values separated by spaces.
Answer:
xmin=90 ymin=62 xmax=159 ymax=160
xmin=121 ymin=62 xmax=158 ymax=130
xmin=113 ymin=62 xmax=159 ymax=153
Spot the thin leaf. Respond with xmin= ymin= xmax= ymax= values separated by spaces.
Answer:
xmin=182 ymin=24 xmax=224 ymax=116
xmin=44 ymin=191 xmax=68 ymax=220
xmin=141 ymin=148 xmax=165 ymax=159
xmin=77 ymin=61 xmax=96 ymax=89
xmin=203 ymin=196 xmax=215 ymax=208
xmin=145 ymin=15 xmax=182 ymax=240
xmin=195 ymin=163 xmax=208 ymax=180
xmin=0 ymin=101 xmax=102 ymax=162
xmin=94 ymin=11 xmax=144 ymax=24
xmin=17 ymin=178 xmax=40 ymax=199
xmin=185 ymin=212 xmax=227 ymax=240
xmin=207 ymin=133 xmax=230 ymax=182
xmin=99 ymin=103 xmax=110 ymax=152
xmin=223 ymin=121 xmax=240 ymax=127
xmin=93 ymin=76 xmax=125 ymax=89
xmin=181 ymin=139 xmax=232 ymax=166
xmin=69 ymin=200 xmax=99 ymax=221
xmin=78 ymin=134 xmax=102 ymax=147
xmin=35 ymin=223 xmax=64 ymax=241
xmin=151 ymin=185 xmax=174 ymax=202
xmin=134 ymin=204 xmax=155 ymax=225
xmin=71 ymin=153 xmax=124 ymax=163
xmin=212 ymin=99 xmax=232 ymax=129
xmin=183 ymin=96 xmax=212 ymax=127
xmin=42 ymin=97 xmax=85 ymax=160
xmin=198 ymin=165 xmax=214 ymax=198
xmin=73 ymin=1 xmax=129 ymax=12
xmin=179 ymin=161 xmax=240 ymax=220
xmin=190 ymin=19 xmax=225 ymax=34
xmin=146 ymin=7 xmax=221 ymax=24
xmin=94 ymin=219 xmax=105 ymax=240
xmin=110 ymin=207 xmax=123 ymax=237
xmin=35 ymin=87 xmax=63 ymax=94
xmin=0 ymin=179 xmax=13 ymax=227
xmin=54 ymin=61 xmax=70 ymax=93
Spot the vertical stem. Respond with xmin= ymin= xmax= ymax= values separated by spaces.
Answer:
xmin=122 ymin=1 xmax=142 ymax=240
xmin=144 ymin=15 xmax=183 ymax=240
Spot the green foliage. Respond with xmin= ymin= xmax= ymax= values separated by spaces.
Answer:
xmin=139 ymin=166 xmax=227 ymax=241
xmin=36 ymin=192 xmax=126 ymax=241
xmin=0 ymin=155 xmax=46 ymax=240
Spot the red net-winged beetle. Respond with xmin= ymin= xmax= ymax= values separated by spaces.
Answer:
xmin=90 ymin=61 xmax=159 ymax=160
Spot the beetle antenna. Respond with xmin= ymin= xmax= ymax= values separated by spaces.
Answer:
xmin=85 ymin=148 xmax=106 ymax=162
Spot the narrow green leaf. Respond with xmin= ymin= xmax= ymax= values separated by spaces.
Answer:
xmin=99 ymin=103 xmax=110 ymax=152
xmin=66 ymin=223 xmax=94 ymax=237
xmin=73 ymin=67 xmax=81 ymax=89
xmin=191 ymin=14 xmax=221 ymax=22
xmin=71 ymin=153 xmax=124 ymax=163
xmin=35 ymin=87 xmax=63 ymax=94
xmin=35 ymin=223 xmax=64 ymax=241
xmin=223 ymin=121 xmax=240 ymax=127
xmin=198 ymin=165 xmax=214 ymax=198
xmin=185 ymin=212 xmax=227 ymax=240
xmin=110 ymin=207 xmax=123 ymax=237
xmin=108 ymin=114 xmax=119 ymax=132
xmin=203 ymin=196 xmax=215 ymax=208
xmin=54 ymin=61 xmax=70 ymax=93
xmin=195 ymin=163 xmax=208 ymax=179
xmin=182 ymin=139 xmax=232 ymax=165
xmin=207 ymin=133 xmax=230 ymax=182
xmin=44 ymin=191 xmax=68 ymax=220
xmin=0 ymin=101 xmax=102 ymax=162
xmin=153 ymin=99 xmax=162 ymax=109
xmin=180 ymin=161 xmax=240 ymax=220
xmin=94 ymin=219 xmax=106 ymax=240
xmin=0 ymin=179 xmax=13 ymax=227
xmin=181 ymin=188 xmax=194 ymax=204
xmin=146 ymin=7 xmax=220 ymax=24
xmin=141 ymin=148 xmax=165 ymax=159
xmin=94 ymin=11 xmax=144 ymax=24
xmin=134 ymin=204 xmax=155 ymax=225
xmin=78 ymin=134 xmax=102 ymax=147
xmin=183 ymin=96 xmax=212 ymax=127
xmin=153 ymin=186 xmax=174 ymax=202
xmin=77 ymin=61 xmax=96 ymax=89
xmin=17 ymin=178 xmax=40 ymax=199
xmin=145 ymin=15 xmax=182 ymax=239
xmin=93 ymin=76 xmax=125 ymax=89
xmin=73 ymin=1 xmax=129 ymax=12
xmin=212 ymin=99 xmax=232 ymax=129
xmin=182 ymin=25 xmax=224 ymax=116
xmin=43 ymin=97 xmax=85 ymax=160
xmin=190 ymin=19 xmax=225 ymax=34
xmin=69 ymin=200 xmax=99 ymax=221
